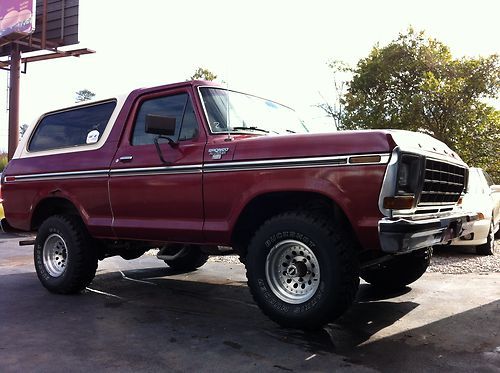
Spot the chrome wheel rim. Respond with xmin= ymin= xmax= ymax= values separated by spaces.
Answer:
xmin=43 ymin=234 xmax=68 ymax=277
xmin=265 ymin=239 xmax=320 ymax=304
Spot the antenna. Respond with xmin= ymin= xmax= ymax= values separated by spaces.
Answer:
xmin=222 ymin=80 xmax=232 ymax=142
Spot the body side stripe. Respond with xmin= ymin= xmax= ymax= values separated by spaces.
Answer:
xmin=5 ymin=153 xmax=390 ymax=182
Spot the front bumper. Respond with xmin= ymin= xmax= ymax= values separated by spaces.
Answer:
xmin=379 ymin=212 xmax=478 ymax=254
xmin=449 ymin=217 xmax=491 ymax=246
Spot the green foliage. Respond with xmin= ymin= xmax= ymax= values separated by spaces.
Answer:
xmin=334 ymin=28 xmax=500 ymax=182
xmin=0 ymin=152 xmax=7 ymax=171
xmin=75 ymin=89 xmax=96 ymax=103
xmin=190 ymin=67 xmax=217 ymax=81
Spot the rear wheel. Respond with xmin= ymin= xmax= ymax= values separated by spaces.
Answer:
xmin=360 ymin=248 xmax=431 ymax=289
xmin=34 ymin=215 xmax=98 ymax=294
xmin=245 ymin=212 xmax=359 ymax=330
xmin=476 ymin=220 xmax=496 ymax=256
xmin=161 ymin=244 xmax=209 ymax=271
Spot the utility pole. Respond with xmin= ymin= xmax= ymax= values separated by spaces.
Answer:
xmin=8 ymin=43 xmax=21 ymax=160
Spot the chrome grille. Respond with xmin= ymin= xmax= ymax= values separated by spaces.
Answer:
xmin=418 ymin=159 xmax=466 ymax=206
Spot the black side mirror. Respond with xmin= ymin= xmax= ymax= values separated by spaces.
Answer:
xmin=145 ymin=115 xmax=179 ymax=164
xmin=145 ymin=114 xmax=177 ymax=136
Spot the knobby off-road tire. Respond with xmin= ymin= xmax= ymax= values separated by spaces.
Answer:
xmin=360 ymin=248 xmax=431 ymax=289
xmin=34 ymin=215 xmax=98 ymax=294
xmin=476 ymin=220 xmax=496 ymax=256
xmin=163 ymin=244 xmax=209 ymax=271
xmin=245 ymin=212 xmax=359 ymax=330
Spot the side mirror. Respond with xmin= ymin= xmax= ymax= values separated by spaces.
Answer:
xmin=491 ymin=185 xmax=500 ymax=193
xmin=145 ymin=115 xmax=176 ymax=136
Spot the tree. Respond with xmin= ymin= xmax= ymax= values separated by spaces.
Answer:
xmin=0 ymin=152 xmax=7 ymax=171
xmin=75 ymin=89 xmax=96 ymax=103
xmin=332 ymin=28 xmax=500 ymax=181
xmin=190 ymin=67 xmax=217 ymax=81
xmin=316 ymin=60 xmax=350 ymax=128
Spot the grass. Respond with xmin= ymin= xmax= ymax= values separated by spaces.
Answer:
xmin=0 ymin=152 xmax=7 ymax=171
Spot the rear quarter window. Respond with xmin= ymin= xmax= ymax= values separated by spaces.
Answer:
xmin=28 ymin=100 xmax=117 ymax=152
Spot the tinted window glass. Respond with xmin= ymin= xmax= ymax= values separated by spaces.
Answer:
xmin=132 ymin=93 xmax=198 ymax=146
xmin=483 ymin=170 xmax=494 ymax=187
xmin=29 ymin=101 xmax=116 ymax=152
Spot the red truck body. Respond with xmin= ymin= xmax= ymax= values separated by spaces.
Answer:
xmin=3 ymin=81 xmax=392 ymax=250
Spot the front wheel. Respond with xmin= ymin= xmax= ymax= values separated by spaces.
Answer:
xmin=246 ymin=212 xmax=359 ymax=330
xmin=360 ymin=248 xmax=431 ymax=289
xmin=476 ymin=220 xmax=496 ymax=256
xmin=34 ymin=215 xmax=98 ymax=294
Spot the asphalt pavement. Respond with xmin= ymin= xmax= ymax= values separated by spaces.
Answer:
xmin=1 ymin=232 xmax=499 ymax=372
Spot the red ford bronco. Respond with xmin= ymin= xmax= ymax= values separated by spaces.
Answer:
xmin=1 ymin=80 xmax=475 ymax=329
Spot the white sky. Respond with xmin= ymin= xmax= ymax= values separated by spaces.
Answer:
xmin=1 ymin=0 xmax=499 ymax=151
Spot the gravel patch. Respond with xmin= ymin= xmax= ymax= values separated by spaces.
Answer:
xmin=429 ymin=240 xmax=500 ymax=274
xmin=208 ymin=255 xmax=241 ymax=264
xmin=150 ymin=241 xmax=500 ymax=274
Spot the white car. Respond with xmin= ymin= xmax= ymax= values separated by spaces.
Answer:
xmin=451 ymin=167 xmax=500 ymax=255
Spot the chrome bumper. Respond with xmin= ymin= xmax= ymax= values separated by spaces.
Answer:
xmin=378 ymin=212 xmax=478 ymax=254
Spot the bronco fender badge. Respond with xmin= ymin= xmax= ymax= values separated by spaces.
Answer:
xmin=208 ymin=147 xmax=229 ymax=160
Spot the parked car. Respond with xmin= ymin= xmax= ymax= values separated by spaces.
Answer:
xmin=449 ymin=167 xmax=500 ymax=255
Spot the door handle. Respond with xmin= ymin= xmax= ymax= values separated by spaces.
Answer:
xmin=116 ymin=155 xmax=133 ymax=163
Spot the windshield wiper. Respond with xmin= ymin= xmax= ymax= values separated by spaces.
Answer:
xmin=231 ymin=126 xmax=270 ymax=134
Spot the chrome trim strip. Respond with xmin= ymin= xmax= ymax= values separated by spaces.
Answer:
xmin=109 ymin=164 xmax=203 ymax=177
xmin=11 ymin=169 xmax=109 ymax=182
xmin=204 ymin=153 xmax=389 ymax=173
xmin=5 ymin=153 xmax=390 ymax=182
xmin=204 ymin=156 xmax=347 ymax=172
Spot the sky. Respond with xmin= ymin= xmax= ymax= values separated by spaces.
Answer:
xmin=1 ymin=0 xmax=499 ymax=151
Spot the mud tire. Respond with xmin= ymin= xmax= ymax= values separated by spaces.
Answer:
xmin=360 ymin=248 xmax=431 ymax=289
xmin=34 ymin=215 xmax=98 ymax=294
xmin=245 ymin=212 xmax=359 ymax=330
xmin=163 ymin=244 xmax=209 ymax=271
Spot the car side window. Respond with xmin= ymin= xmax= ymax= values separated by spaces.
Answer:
xmin=482 ymin=170 xmax=494 ymax=187
xmin=29 ymin=100 xmax=116 ymax=152
xmin=131 ymin=93 xmax=199 ymax=146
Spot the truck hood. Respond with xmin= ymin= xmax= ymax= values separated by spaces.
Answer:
xmin=231 ymin=130 xmax=465 ymax=166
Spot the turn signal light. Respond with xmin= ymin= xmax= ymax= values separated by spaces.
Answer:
xmin=383 ymin=196 xmax=415 ymax=210
xmin=349 ymin=155 xmax=382 ymax=164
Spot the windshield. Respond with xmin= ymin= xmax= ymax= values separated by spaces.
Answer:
xmin=467 ymin=169 xmax=487 ymax=194
xmin=199 ymin=87 xmax=308 ymax=135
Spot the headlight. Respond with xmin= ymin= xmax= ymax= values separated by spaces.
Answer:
xmin=396 ymin=154 xmax=422 ymax=195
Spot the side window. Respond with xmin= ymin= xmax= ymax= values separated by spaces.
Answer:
xmin=131 ymin=93 xmax=199 ymax=146
xmin=483 ymin=170 xmax=494 ymax=187
xmin=29 ymin=101 xmax=116 ymax=152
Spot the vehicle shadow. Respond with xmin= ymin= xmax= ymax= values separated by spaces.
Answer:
xmin=88 ymin=266 xmax=420 ymax=355
xmin=344 ymin=299 xmax=500 ymax=372
xmin=2 ymin=264 xmax=498 ymax=372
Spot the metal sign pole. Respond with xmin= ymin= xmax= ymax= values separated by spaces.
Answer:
xmin=8 ymin=43 xmax=21 ymax=161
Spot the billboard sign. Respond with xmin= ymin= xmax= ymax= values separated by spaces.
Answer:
xmin=0 ymin=0 xmax=36 ymax=39
xmin=0 ymin=0 xmax=79 ymax=56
